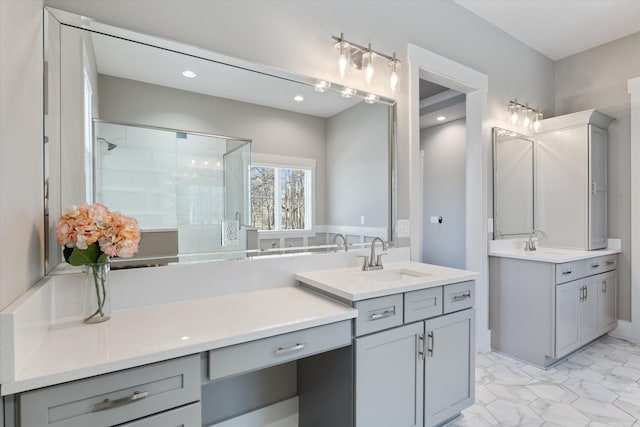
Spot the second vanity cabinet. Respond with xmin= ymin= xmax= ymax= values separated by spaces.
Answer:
xmin=490 ymin=253 xmax=617 ymax=367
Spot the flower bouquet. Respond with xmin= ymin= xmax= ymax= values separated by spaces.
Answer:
xmin=56 ymin=204 xmax=141 ymax=323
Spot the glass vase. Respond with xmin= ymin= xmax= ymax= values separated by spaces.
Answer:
xmin=83 ymin=261 xmax=111 ymax=323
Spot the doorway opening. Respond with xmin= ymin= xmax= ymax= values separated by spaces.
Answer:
xmin=408 ymin=44 xmax=489 ymax=351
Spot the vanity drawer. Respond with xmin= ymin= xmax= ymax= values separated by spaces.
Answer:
xmin=208 ymin=320 xmax=350 ymax=381
xmin=404 ymin=286 xmax=443 ymax=323
xmin=587 ymin=255 xmax=617 ymax=275
xmin=556 ymin=263 xmax=576 ymax=284
xmin=354 ymin=294 xmax=403 ymax=336
xmin=443 ymin=281 xmax=475 ymax=314
xmin=20 ymin=355 xmax=200 ymax=427
xmin=121 ymin=402 xmax=201 ymax=427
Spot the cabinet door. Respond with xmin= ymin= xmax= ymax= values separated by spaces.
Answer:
xmin=580 ymin=278 xmax=600 ymax=344
xmin=355 ymin=322 xmax=424 ymax=427
xmin=589 ymin=125 xmax=607 ymax=249
xmin=555 ymin=281 xmax=581 ymax=357
xmin=424 ymin=309 xmax=475 ymax=427
xmin=598 ymin=271 xmax=617 ymax=334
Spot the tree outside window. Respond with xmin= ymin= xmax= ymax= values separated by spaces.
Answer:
xmin=250 ymin=164 xmax=311 ymax=231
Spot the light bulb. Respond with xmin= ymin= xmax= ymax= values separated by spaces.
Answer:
xmin=523 ymin=112 xmax=531 ymax=128
xmin=509 ymin=104 xmax=518 ymax=124
xmin=339 ymin=52 xmax=347 ymax=78
xmin=335 ymin=35 xmax=350 ymax=78
xmin=364 ymin=45 xmax=375 ymax=84
xmin=389 ymin=53 xmax=400 ymax=92
xmin=533 ymin=112 xmax=542 ymax=132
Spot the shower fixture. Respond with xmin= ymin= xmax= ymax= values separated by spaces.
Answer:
xmin=97 ymin=137 xmax=118 ymax=151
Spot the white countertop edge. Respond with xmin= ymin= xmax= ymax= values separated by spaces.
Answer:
xmin=488 ymin=247 xmax=621 ymax=263
xmin=1 ymin=288 xmax=357 ymax=396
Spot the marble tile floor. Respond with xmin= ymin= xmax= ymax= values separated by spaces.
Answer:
xmin=447 ymin=336 xmax=640 ymax=426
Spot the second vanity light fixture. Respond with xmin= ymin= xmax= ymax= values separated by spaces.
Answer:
xmin=509 ymin=100 xmax=543 ymax=132
xmin=332 ymin=33 xmax=401 ymax=92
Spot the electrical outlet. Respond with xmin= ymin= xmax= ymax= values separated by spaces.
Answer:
xmin=397 ymin=219 xmax=410 ymax=238
xmin=360 ymin=215 xmax=365 ymax=225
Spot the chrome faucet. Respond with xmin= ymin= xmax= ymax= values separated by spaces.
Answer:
xmin=332 ymin=233 xmax=348 ymax=252
xmin=361 ymin=237 xmax=387 ymax=271
xmin=524 ymin=229 xmax=547 ymax=251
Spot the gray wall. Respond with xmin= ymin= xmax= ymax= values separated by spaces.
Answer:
xmin=0 ymin=0 xmax=43 ymax=310
xmin=98 ymin=74 xmax=329 ymax=225
xmin=326 ymin=102 xmax=388 ymax=228
xmin=555 ymin=31 xmax=640 ymax=321
xmin=420 ymin=119 xmax=467 ymax=269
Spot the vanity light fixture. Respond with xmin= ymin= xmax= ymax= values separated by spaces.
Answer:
xmin=508 ymin=100 xmax=542 ymax=132
xmin=182 ymin=70 xmax=197 ymax=78
xmin=332 ymin=33 xmax=401 ymax=90
xmin=294 ymin=95 xmax=304 ymax=102
xmin=437 ymin=116 xmax=446 ymax=121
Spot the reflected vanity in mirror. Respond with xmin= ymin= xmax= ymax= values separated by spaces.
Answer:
xmin=44 ymin=8 xmax=397 ymax=273
xmin=492 ymin=127 xmax=534 ymax=239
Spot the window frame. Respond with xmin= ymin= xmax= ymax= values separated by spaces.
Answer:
xmin=250 ymin=153 xmax=316 ymax=237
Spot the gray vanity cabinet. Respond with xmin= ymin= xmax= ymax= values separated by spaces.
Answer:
xmin=491 ymin=254 xmax=617 ymax=367
xmin=424 ymin=309 xmax=475 ymax=427
xmin=555 ymin=270 xmax=616 ymax=357
xmin=354 ymin=322 xmax=424 ymax=427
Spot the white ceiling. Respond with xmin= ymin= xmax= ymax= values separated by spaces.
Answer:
xmin=454 ymin=0 xmax=640 ymax=60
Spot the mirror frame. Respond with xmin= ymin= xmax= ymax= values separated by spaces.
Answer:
xmin=492 ymin=126 xmax=534 ymax=239
xmin=44 ymin=6 xmax=398 ymax=272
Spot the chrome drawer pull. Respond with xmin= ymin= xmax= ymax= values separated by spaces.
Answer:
xmin=93 ymin=391 xmax=149 ymax=412
xmin=562 ymin=271 xmax=572 ymax=275
xmin=369 ymin=309 xmax=395 ymax=320
xmin=452 ymin=291 xmax=471 ymax=301
xmin=606 ymin=260 xmax=615 ymax=265
xmin=602 ymin=280 xmax=607 ymax=293
xmin=591 ymin=264 xmax=600 ymax=268
xmin=275 ymin=343 xmax=306 ymax=355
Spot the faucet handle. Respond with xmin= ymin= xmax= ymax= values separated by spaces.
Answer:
xmin=358 ymin=255 xmax=370 ymax=270
xmin=375 ymin=252 xmax=387 ymax=267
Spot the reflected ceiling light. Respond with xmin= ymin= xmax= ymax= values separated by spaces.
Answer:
xmin=364 ymin=93 xmax=380 ymax=104
xmin=294 ymin=95 xmax=304 ymax=102
xmin=437 ymin=116 xmax=446 ymax=121
xmin=182 ymin=70 xmax=197 ymax=78
xmin=341 ymin=87 xmax=356 ymax=98
xmin=332 ymin=34 xmax=401 ymax=90
xmin=315 ymin=79 xmax=331 ymax=92
xmin=508 ymin=100 xmax=541 ymax=132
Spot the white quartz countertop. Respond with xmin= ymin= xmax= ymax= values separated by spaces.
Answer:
xmin=1 ymin=286 xmax=356 ymax=395
xmin=488 ymin=246 xmax=621 ymax=263
xmin=295 ymin=261 xmax=479 ymax=302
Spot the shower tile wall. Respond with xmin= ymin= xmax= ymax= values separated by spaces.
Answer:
xmin=95 ymin=122 xmax=229 ymax=254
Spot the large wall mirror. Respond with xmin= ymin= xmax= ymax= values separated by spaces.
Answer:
xmin=492 ymin=127 xmax=534 ymax=239
xmin=44 ymin=8 xmax=397 ymax=273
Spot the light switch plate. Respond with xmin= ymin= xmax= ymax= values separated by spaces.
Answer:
xmin=397 ymin=219 xmax=410 ymax=238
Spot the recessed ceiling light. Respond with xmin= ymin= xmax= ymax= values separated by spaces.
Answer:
xmin=294 ymin=95 xmax=304 ymax=102
xmin=182 ymin=70 xmax=197 ymax=78
xmin=437 ymin=116 xmax=446 ymax=121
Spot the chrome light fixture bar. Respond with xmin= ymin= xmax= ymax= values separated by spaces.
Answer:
xmin=332 ymin=33 xmax=401 ymax=91
xmin=508 ymin=100 xmax=543 ymax=132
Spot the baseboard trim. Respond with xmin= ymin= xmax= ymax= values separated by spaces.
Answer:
xmin=208 ymin=397 xmax=298 ymax=427
xmin=610 ymin=320 xmax=639 ymax=344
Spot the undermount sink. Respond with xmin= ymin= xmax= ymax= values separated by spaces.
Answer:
xmin=366 ymin=268 xmax=431 ymax=282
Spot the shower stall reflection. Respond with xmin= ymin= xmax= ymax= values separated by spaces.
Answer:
xmin=94 ymin=120 xmax=252 ymax=264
